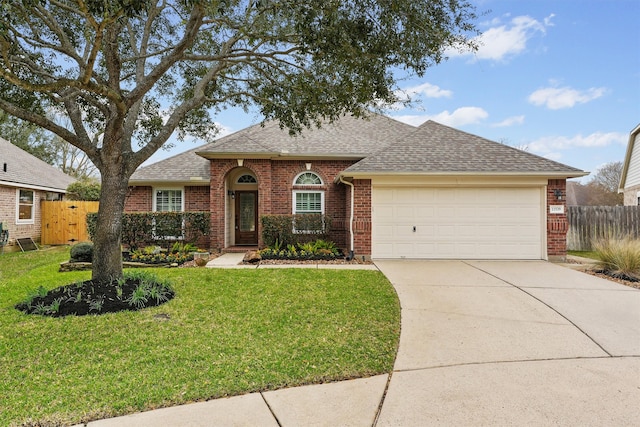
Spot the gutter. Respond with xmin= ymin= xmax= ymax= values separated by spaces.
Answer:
xmin=338 ymin=176 xmax=355 ymax=261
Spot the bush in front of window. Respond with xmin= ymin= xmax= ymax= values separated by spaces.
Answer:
xmin=260 ymin=214 xmax=331 ymax=248
xmin=87 ymin=212 xmax=210 ymax=250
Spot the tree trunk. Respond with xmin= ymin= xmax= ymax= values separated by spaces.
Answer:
xmin=91 ymin=162 xmax=130 ymax=283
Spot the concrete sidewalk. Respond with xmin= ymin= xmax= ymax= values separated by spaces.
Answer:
xmin=82 ymin=260 xmax=640 ymax=426
xmin=206 ymin=252 xmax=379 ymax=270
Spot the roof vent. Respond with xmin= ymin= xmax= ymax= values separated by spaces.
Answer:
xmin=3 ymin=163 xmax=6 ymax=172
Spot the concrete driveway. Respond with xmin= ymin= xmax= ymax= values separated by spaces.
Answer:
xmin=374 ymin=260 xmax=640 ymax=426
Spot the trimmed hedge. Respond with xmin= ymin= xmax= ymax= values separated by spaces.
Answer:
xmin=87 ymin=212 xmax=210 ymax=250
xmin=261 ymin=214 xmax=331 ymax=247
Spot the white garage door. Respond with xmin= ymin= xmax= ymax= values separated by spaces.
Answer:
xmin=372 ymin=187 xmax=543 ymax=259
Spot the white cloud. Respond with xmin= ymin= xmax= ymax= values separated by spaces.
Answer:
xmin=528 ymin=132 xmax=627 ymax=154
xmin=448 ymin=14 xmax=552 ymax=61
xmin=492 ymin=115 xmax=525 ymax=127
xmin=388 ymin=82 xmax=452 ymax=111
xmin=404 ymin=82 xmax=453 ymax=99
xmin=393 ymin=107 xmax=489 ymax=127
xmin=528 ymin=86 xmax=607 ymax=109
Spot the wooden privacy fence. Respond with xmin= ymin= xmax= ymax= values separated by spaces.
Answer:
xmin=41 ymin=201 xmax=99 ymax=245
xmin=567 ymin=206 xmax=640 ymax=251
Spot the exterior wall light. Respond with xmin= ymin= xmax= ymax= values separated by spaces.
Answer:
xmin=554 ymin=189 xmax=563 ymax=200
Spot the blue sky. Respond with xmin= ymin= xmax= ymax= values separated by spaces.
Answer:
xmin=147 ymin=0 xmax=640 ymax=182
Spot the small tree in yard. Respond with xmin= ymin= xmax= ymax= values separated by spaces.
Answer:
xmin=0 ymin=0 xmax=478 ymax=283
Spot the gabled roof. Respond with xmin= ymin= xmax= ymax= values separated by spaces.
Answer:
xmin=0 ymin=137 xmax=75 ymax=191
xmin=196 ymin=113 xmax=415 ymax=159
xmin=130 ymin=145 xmax=211 ymax=184
xmin=130 ymin=113 xmax=415 ymax=183
xmin=342 ymin=121 xmax=587 ymax=178
xmin=618 ymin=122 xmax=640 ymax=192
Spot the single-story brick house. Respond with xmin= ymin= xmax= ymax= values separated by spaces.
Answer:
xmin=128 ymin=114 xmax=587 ymax=261
xmin=0 ymin=137 xmax=76 ymax=251
xmin=618 ymin=123 xmax=640 ymax=205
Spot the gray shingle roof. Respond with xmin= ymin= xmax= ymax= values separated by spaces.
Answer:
xmin=0 ymin=137 xmax=75 ymax=191
xmin=196 ymin=113 xmax=415 ymax=158
xmin=130 ymin=144 xmax=211 ymax=183
xmin=130 ymin=116 xmax=587 ymax=183
xmin=130 ymin=113 xmax=415 ymax=183
xmin=343 ymin=121 xmax=586 ymax=176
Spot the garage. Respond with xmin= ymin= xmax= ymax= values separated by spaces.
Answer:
xmin=372 ymin=186 xmax=544 ymax=259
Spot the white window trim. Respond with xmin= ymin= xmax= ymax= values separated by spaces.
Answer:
xmin=293 ymin=171 xmax=323 ymax=186
xmin=152 ymin=187 xmax=185 ymax=240
xmin=292 ymin=190 xmax=325 ymax=234
xmin=153 ymin=187 xmax=185 ymax=213
xmin=16 ymin=189 xmax=35 ymax=225
xmin=292 ymin=190 xmax=325 ymax=215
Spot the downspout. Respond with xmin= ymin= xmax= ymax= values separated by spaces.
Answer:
xmin=339 ymin=176 xmax=355 ymax=261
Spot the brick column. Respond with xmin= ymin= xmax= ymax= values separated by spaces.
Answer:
xmin=547 ymin=179 xmax=568 ymax=261
xmin=352 ymin=179 xmax=372 ymax=259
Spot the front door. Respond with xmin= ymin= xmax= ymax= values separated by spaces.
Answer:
xmin=235 ymin=191 xmax=258 ymax=245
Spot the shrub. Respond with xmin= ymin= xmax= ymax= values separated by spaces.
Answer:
xmin=66 ymin=180 xmax=101 ymax=201
xmin=70 ymin=242 xmax=94 ymax=263
xmin=259 ymin=238 xmax=342 ymax=261
xmin=261 ymin=214 xmax=331 ymax=247
xmin=593 ymin=238 xmax=640 ymax=280
xmin=87 ymin=211 xmax=210 ymax=250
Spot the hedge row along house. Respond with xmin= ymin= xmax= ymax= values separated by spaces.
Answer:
xmin=127 ymin=113 xmax=587 ymax=261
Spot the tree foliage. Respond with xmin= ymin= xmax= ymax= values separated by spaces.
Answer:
xmin=0 ymin=112 xmax=96 ymax=178
xmin=0 ymin=0 xmax=478 ymax=281
xmin=66 ymin=179 xmax=101 ymax=201
xmin=586 ymin=162 xmax=623 ymax=206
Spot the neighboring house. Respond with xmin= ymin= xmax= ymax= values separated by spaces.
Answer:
xmin=128 ymin=114 xmax=587 ymax=260
xmin=618 ymin=123 xmax=640 ymax=205
xmin=0 ymin=137 xmax=76 ymax=250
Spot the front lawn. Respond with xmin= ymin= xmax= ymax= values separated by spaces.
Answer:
xmin=0 ymin=247 xmax=400 ymax=426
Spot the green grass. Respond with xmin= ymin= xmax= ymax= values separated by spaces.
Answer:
xmin=567 ymin=250 xmax=599 ymax=260
xmin=0 ymin=247 xmax=400 ymax=426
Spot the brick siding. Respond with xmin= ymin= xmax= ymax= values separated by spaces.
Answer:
xmin=209 ymin=159 xmax=353 ymax=251
xmin=546 ymin=179 xmax=568 ymax=259
xmin=124 ymin=186 xmax=153 ymax=212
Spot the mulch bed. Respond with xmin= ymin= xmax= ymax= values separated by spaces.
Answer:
xmin=586 ymin=270 xmax=640 ymax=290
xmin=15 ymin=278 xmax=175 ymax=317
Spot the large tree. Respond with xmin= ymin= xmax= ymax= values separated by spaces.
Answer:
xmin=586 ymin=161 xmax=624 ymax=205
xmin=0 ymin=0 xmax=478 ymax=282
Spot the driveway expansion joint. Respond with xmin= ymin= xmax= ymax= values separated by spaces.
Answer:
xmin=392 ymin=355 xmax=620 ymax=373
xmin=464 ymin=261 xmax=615 ymax=357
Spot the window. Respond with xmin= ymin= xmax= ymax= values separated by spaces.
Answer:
xmin=237 ymin=174 xmax=257 ymax=184
xmin=155 ymin=189 xmax=183 ymax=212
xmin=295 ymin=172 xmax=322 ymax=185
xmin=294 ymin=191 xmax=324 ymax=214
xmin=292 ymin=172 xmax=324 ymax=215
xmin=17 ymin=189 xmax=34 ymax=223
xmin=154 ymin=189 xmax=183 ymax=239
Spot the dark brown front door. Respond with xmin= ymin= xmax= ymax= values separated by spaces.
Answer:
xmin=235 ymin=191 xmax=258 ymax=245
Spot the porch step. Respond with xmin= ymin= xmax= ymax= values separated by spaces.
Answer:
xmin=222 ymin=246 xmax=258 ymax=253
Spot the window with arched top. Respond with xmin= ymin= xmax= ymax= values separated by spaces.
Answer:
xmin=294 ymin=172 xmax=322 ymax=186
xmin=237 ymin=174 xmax=257 ymax=184
xmin=292 ymin=172 xmax=324 ymax=231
